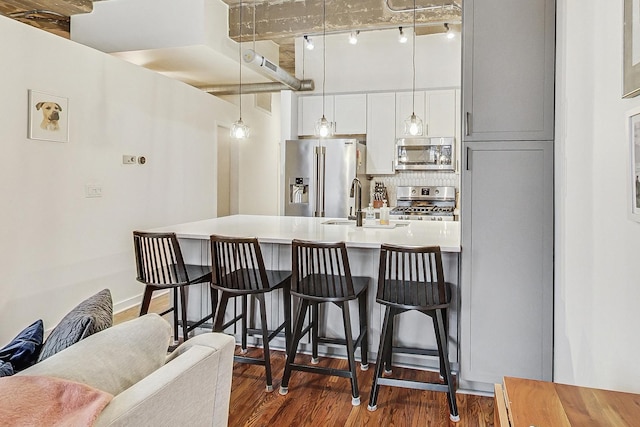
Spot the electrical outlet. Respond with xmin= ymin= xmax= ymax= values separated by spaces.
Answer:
xmin=122 ymin=155 xmax=136 ymax=164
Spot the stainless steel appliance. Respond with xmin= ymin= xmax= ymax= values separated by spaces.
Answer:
xmin=395 ymin=137 xmax=455 ymax=171
xmin=390 ymin=186 xmax=457 ymax=221
xmin=284 ymin=138 xmax=368 ymax=218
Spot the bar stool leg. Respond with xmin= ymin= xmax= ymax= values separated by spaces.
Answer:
xmin=240 ymin=295 xmax=248 ymax=354
xmin=213 ymin=293 xmax=230 ymax=332
xmin=341 ymin=302 xmax=360 ymax=406
xmin=383 ymin=309 xmax=395 ymax=374
xmin=257 ymin=294 xmax=273 ymax=392
xmin=368 ymin=305 xmax=392 ymax=411
xmin=139 ymin=287 xmax=154 ymax=316
xmin=280 ymin=299 xmax=309 ymax=395
xmin=311 ymin=302 xmax=319 ymax=364
xmin=435 ymin=308 xmax=459 ymax=422
xmin=283 ymin=285 xmax=292 ymax=355
xmin=358 ymin=292 xmax=369 ymax=370
xmin=179 ymin=286 xmax=189 ymax=341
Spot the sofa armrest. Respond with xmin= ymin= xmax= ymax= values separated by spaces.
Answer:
xmin=95 ymin=333 xmax=235 ymax=427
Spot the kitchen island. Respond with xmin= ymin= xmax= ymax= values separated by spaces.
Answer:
xmin=148 ymin=215 xmax=461 ymax=372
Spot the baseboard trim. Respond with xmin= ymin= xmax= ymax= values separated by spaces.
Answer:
xmin=113 ymin=290 xmax=169 ymax=315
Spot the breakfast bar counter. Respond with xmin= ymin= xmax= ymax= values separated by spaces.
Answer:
xmin=149 ymin=214 xmax=461 ymax=252
xmin=148 ymin=214 xmax=461 ymax=372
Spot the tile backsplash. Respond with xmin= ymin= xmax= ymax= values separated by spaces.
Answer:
xmin=368 ymin=171 xmax=460 ymax=206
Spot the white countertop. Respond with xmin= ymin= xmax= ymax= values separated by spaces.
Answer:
xmin=148 ymin=215 xmax=461 ymax=252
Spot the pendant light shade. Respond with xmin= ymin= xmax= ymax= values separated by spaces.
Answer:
xmin=404 ymin=112 xmax=423 ymax=136
xmin=315 ymin=0 xmax=334 ymax=138
xmin=231 ymin=0 xmax=250 ymax=139
xmin=231 ymin=119 xmax=250 ymax=139
xmin=404 ymin=0 xmax=423 ymax=137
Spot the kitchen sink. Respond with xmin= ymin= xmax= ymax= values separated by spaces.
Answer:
xmin=322 ymin=219 xmax=409 ymax=227
xmin=322 ymin=220 xmax=357 ymax=225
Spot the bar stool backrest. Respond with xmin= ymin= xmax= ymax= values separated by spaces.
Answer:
xmin=291 ymin=239 xmax=355 ymax=302
xmin=133 ymin=231 xmax=189 ymax=287
xmin=377 ymin=244 xmax=449 ymax=310
xmin=210 ymin=235 xmax=270 ymax=292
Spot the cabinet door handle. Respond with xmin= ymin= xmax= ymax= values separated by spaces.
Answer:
xmin=465 ymin=112 xmax=471 ymax=136
xmin=466 ymin=147 xmax=471 ymax=171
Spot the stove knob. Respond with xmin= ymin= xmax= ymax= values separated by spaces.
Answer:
xmin=418 ymin=216 xmax=423 ymax=221
xmin=437 ymin=217 xmax=443 ymax=221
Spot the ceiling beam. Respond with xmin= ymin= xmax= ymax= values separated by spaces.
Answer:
xmin=226 ymin=0 xmax=461 ymax=42
xmin=0 ymin=0 xmax=95 ymax=15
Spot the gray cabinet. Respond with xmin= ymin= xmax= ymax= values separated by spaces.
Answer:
xmin=460 ymin=0 xmax=555 ymax=393
xmin=460 ymin=141 xmax=553 ymax=392
xmin=462 ymin=0 xmax=555 ymax=141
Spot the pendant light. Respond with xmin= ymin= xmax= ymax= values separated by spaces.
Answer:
xmin=231 ymin=0 xmax=250 ymax=139
xmin=315 ymin=0 xmax=334 ymax=138
xmin=403 ymin=0 xmax=423 ymax=136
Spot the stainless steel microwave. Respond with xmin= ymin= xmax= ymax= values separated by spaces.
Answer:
xmin=395 ymin=137 xmax=455 ymax=171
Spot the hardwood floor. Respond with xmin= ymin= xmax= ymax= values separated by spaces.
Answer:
xmin=114 ymin=296 xmax=495 ymax=426
xmin=228 ymin=347 xmax=494 ymax=427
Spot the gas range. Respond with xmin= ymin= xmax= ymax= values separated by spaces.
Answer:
xmin=389 ymin=186 xmax=457 ymax=221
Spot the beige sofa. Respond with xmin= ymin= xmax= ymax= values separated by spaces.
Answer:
xmin=19 ymin=313 xmax=235 ymax=427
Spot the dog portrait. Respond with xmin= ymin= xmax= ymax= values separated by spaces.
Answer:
xmin=36 ymin=102 xmax=62 ymax=131
xmin=28 ymin=90 xmax=68 ymax=142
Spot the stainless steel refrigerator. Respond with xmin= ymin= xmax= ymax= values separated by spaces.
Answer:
xmin=284 ymin=138 xmax=369 ymax=218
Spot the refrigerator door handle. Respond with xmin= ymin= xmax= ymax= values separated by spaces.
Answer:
xmin=315 ymin=146 xmax=326 ymax=217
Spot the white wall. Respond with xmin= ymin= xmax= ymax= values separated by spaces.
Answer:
xmin=556 ymin=1 xmax=640 ymax=392
xmin=0 ymin=16 xmax=279 ymax=343
xmin=295 ymin=28 xmax=461 ymax=93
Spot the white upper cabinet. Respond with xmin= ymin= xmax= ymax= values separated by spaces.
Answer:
xmin=298 ymin=95 xmax=334 ymax=136
xmin=395 ymin=91 xmax=426 ymax=137
xmin=396 ymin=90 xmax=456 ymax=137
xmin=298 ymin=94 xmax=367 ymax=136
xmin=333 ymin=94 xmax=367 ymax=135
xmin=366 ymin=92 xmax=396 ymax=175
xmin=426 ymin=90 xmax=456 ymax=137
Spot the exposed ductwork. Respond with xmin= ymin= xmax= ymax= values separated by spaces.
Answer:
xmin=242 ymin=49 xmax=309 ymax=91
xmin=200 ymin=81 xmax=314 ymax=95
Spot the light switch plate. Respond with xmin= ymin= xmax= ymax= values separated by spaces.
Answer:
xmin=85 ymin=184 xmax=103 ymax=198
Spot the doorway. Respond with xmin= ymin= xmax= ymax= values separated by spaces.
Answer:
xmin=217 ymin=126 xmax=239 ymax=217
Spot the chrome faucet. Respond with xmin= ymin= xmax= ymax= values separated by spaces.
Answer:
xmin=349 ymin=178 xmax=364 ymax=227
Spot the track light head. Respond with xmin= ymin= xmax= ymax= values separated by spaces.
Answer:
xmin=398 ymin=26 xmax=408 ymax=43
xmin=445 ymin=23 xmax=455 ymax=39
xmin=304 ymin=35 xmax=314 ymax=50
xmin=348 ymin=30 xmax=359 ymax=45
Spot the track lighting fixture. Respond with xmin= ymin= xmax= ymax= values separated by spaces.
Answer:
xmin=349 ymin=30 xmax=359 ymax=45
xmin=398 ymin=26 xmax=408 ymax=43
xmin=304 ymin=35 xmax=314 ymax=50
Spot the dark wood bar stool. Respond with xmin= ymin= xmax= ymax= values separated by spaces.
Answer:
xmin=133 ymin=231 xmax=215 ymax=344
xmin=279 ymin=239 xmax=369 ymax=406
xmin=368 ymin=244 xmax=459 ymax=422
xmin=210 ymin=234 xmax=291 ymax=392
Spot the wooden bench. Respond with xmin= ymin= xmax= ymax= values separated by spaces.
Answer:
xmin=494 ymin=376 xmax=640 ymax=426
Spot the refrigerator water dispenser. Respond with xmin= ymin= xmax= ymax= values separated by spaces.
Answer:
xmin=289 ymin=177 xmax=309 ymax=204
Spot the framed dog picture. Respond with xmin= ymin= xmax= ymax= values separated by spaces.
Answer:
xmin=28 ymin=90 xmax=69 ymax=142
xmin=627 ymin=106 xmax=640 ymax=222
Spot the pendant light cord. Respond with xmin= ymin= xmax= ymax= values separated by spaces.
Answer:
xmin=252 ymin=0 xmax=256 ymax=52
xmin=322 ymin=0 xmax=326 ymax=117
xmin=412 ymin=0 xmax=416 ymax=115
xmin=239 ymin=0 xmax=243 ymax=120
